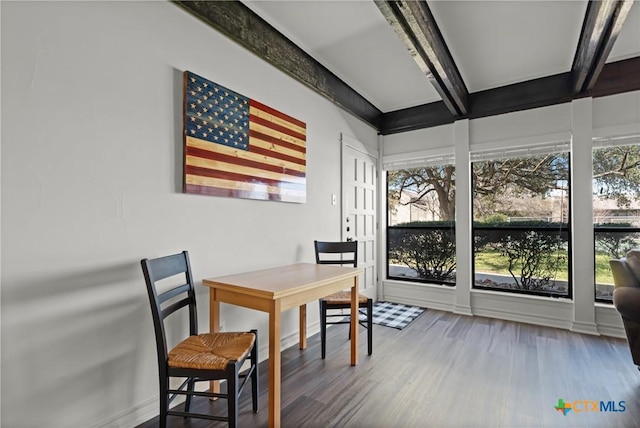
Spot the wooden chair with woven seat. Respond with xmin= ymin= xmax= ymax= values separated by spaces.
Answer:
xmin=314 ymin=240 xmax=373 ymax=358
xmin=141 ymin=251 xmax=259 ymax=428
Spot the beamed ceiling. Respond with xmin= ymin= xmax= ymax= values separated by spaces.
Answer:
xmin=175 ymin=0 xmax=640 ymax=135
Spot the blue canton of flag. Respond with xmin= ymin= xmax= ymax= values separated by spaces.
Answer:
xmin=185 ymin=71 xmax=249 ymax=151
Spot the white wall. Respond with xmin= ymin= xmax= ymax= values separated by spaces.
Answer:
xmin=0 ymin=1 xmax=378 ymax=426
xmin=381 ymin=92 xmax=640 ymax=336
xmin=593 ymin=91 xmax=640 ymax=133
xmin=469 ymin=102 xmax=571 ymax=147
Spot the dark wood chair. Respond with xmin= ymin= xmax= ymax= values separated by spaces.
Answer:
xmin=314 ymin=240 xmax=373 ymax=358
xmin=141 ymin=251 xmax=259 ymax=428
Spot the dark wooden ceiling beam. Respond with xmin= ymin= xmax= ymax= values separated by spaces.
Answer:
xmin=381 ymin=101 xmax=454 ymax=134
xmin=374 ymin=0 xmax=469 ymax=116
xmin=572 ymin=0 xmax=634 ymax=94
xmin=588 ymin=56 xmax=640 ymax=97
xmin=381 ymin=57 xmax=640 ymax=135
xmin=172 ymin=0 xmax=382 ymax=128
xmin=468 ymin=74 xmax=574 ymax=120
xmin=174 ymin=0 xmax=640 ymax=135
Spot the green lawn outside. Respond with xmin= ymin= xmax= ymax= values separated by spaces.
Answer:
xmin=475 ymin=249 xmax=615 ymax=285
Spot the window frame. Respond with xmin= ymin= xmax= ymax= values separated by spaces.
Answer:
xmin=385 ymin=162 xmax=457 ymax=286
xmin=592 ymin=136 xmax=640 ymax=303
xmin=470 ymin=151 xmax=573 ymax=300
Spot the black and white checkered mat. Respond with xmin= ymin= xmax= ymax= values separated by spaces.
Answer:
xmin=348 ymin=301 xmax=425 ymax=330
xmin=370 ymin=301 xmax=425 ymax=329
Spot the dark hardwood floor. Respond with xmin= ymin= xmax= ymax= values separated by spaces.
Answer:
xmin=136 ymin=309 xmax=640 ymax=427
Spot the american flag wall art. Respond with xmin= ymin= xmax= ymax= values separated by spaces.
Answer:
xmin=183 ymin=71 xmax=306 ymax=203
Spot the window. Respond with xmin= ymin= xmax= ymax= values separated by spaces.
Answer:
xmin=472 ymin=147 xmax=571 ymax=298
xmin=386 ymin=164 xmax=456 ymax=285
xmin=593 ymin=137 xmax=640 ymax=303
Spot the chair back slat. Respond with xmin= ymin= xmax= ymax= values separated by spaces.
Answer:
xmin=161 ymin=297 xmax=192 ymax=320
xmin=158 ymin=283 xmax=191 ymax=306
xmin=314 ymin=240 xmax=358 ymax=267
xmin=144 ymin=252 xmax=189 ymax=282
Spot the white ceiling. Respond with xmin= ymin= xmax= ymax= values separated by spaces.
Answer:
xmin=243 ymin=0 xmax=640 ymax=113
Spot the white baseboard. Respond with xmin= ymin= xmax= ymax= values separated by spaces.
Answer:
xmin=93 ymin=396 xmax=158 ymax=428
xmin=571 ymin=321 xmax=601 ymax=336
xmin=382 ymin=279 xmax=627 ymax=338
xmin=453 ymin=304 xmax=473 ymax=316
xmin=596 ymin=304 xmax=626 ymax=338
xmin=382 ymin=280 xmax=456 ymax=312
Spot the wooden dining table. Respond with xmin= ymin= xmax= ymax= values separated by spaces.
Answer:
xmin=202 ymin=262 xmax=364 ymax=428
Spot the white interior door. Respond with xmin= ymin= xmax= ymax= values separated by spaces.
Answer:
xmin=341 ymin=134 xmax=378 ymax=297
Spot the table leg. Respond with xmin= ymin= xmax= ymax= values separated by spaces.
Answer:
xmin=209 ymin=290 xmax=221 ymax=394
xmin=299 ymin=304 xmax=307 ymax=350
xmin=268 ymin=299 xmax=282 ymax=428
xmin=350 ymin=276 xmax=359 ymax=366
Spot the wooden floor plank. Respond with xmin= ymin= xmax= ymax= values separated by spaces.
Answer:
xmin=136 ymin=309 xmax=640 ymax=428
